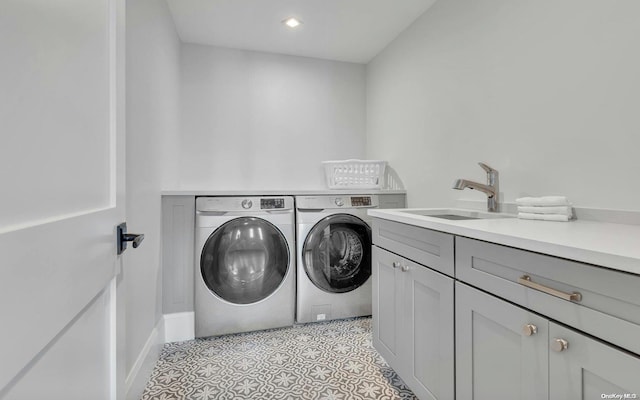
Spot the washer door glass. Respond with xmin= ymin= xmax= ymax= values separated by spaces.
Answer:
xmin=201 ymin=217 xmax=289 ymax=304
xmin=303 ymin=214 xmax=372 ymax=293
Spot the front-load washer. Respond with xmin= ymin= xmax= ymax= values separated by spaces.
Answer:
xmin=195 ymin=196 xmax=295 ymax=337
xmin=295 ymin=194 xmax=379 ymax=323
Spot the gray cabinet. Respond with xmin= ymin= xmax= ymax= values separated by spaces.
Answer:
xmin=457 ymin=282 xmax=640 ymax=400
xmin=456 ymin=236 xmax=640 ymax=356
xmin=373 ymin=246 xmax=454 ymax=400
xmin=371 ymin=217 xmax=640 ymax=400
xmin=456 ymin=282 xmax=549 ymax=400
xmin=372 ymin=218 xmax=455 ymax=277
xmin=549 ymin=323 xmax=640 ymax=400
xmin=372 ymin=245 xmax=403 ymax=369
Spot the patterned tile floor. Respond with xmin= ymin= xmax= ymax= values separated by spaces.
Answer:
xmin=141 ymin=317 xmax=417 ymax=400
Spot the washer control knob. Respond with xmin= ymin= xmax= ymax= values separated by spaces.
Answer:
xmin=335 ymin=198 xmax=344 ymax=207
xmin=241 ymin=199 xmax=253 ymax=209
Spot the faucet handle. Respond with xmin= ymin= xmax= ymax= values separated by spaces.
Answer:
xmin=478 ymin=162 xmax=499 ymax=194
xmin=478 ymin=162 xmax=497 ymax=173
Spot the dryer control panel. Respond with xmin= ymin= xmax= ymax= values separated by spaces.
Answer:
xmin=296 ymin=195 xmax=379 ymax=210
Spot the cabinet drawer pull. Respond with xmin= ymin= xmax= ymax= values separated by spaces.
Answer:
xmin=518 ymin=275 xmax=582 ymax=302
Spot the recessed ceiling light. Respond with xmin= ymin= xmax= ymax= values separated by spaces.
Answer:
xmin=282 ymin=17 xmax=302 ymax=28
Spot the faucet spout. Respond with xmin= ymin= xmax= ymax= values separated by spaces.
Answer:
xmin=452 ymin=163 xmax=500 ymax=212
xmin=452 ymin=179 xmax=496 ymax=197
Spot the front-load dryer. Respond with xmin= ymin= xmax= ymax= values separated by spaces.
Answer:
xmin=195 ymin=196 xmax=295 ymax=337
xmin=295 ymin=194 xmax=379 ymax=323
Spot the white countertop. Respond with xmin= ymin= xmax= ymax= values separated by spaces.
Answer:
xmin=162 ymin=189 xmax=407 ymax=196
xmin=369 ymin=208 xmax=640 ymax=276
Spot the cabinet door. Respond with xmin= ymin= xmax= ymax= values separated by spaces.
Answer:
xmin=550 ymin=323 xmax=640 ymax=400
xmin=402 ymin=259 xmax=454 ymax=400
xmin=456 ymin=282 xmax=549 ymax=400
xmin=372 ymin=246 xmax=404 ymax=370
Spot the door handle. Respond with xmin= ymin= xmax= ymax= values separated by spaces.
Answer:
xmin=117 ymin=222 xmax=145 ymax=255
xmin=124 ymin=233 xmax=144 ymax=248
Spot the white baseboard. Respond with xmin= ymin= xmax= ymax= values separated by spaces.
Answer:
xmin=125 ymin=317 xmax=165 ymax=400
xmin=122 ymin=312 xmax=194 ymax=400
xmin=163 ymin=312 xmax=195 ymax=343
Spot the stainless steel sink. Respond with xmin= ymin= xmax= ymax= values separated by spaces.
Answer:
xmin=399 ymin=209 xmax=514 ymax=220
xmin=430 ymin=214 xmax=480 ymax=220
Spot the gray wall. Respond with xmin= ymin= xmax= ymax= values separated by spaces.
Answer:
xmin=126 ymin=0 xmax=180 ymax=383
xmin=177 ymin=44 xmax=367 ymax=190
xmin=367 ymin=0 xmax=640 ymax=210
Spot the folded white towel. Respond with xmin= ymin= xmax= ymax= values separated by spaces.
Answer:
xmin=516 ymin=196 xmax=571 ymax=206
xmin=517 ymin=206 xmax=573 ymax=217
xmin=516 ymin=196 xmax=570 ymax=207
xmin=518 ymin=212 xmax=570 ymax=222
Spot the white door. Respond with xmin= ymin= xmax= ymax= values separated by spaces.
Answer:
xmin=0 ymin=0 xmax=125 ymax=399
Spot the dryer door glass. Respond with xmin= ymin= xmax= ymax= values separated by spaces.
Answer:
xmin=303 ymin=214 xmax=372 ymax=293
xmin=200 ymin=217 xmax=289 ymax=304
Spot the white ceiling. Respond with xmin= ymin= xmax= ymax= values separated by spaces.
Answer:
xmin=165 ymin=0 xmax=437 ymax=64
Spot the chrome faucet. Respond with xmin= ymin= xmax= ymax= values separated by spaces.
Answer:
xmin=452 ymin=162 xmax=499 ymax=212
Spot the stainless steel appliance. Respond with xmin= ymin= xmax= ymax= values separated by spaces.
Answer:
xmin=195 ymin=196 xmax=295 ymax=337
xmin=295 ymin=194 xmax=379 ymax=323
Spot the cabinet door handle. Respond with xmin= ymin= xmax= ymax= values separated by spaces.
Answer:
xmin=551 ymin=338 xmax=569 ymax=352
xmin=392 ymin=262 xmax=401 ymax=269
xmin=522 ymin=324 xmax=538 ymax=336
xmin=401 ymin=265 xmax=410 ymax=272
xmin=518 ymin=275 xmax=582 ymax=302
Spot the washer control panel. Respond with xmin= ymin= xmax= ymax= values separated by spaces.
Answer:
xmin=196 ymin=196 xmax=294 ymax=212
xmin=350 ymin=196 xmax=372 ymax=207
xmin=261 ymin=198 xmax=285 ymax=209
xmin=334 ymin=198 xmax=345 ymax=207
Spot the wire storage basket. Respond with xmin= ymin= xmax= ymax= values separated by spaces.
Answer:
xmin=322 ymin=160 xmax=387 ymax=189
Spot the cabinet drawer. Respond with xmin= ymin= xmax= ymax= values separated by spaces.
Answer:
xmin=456 ymin=237 xmax=640 ymax=355
xmin=372 ymin=218 xmax=454 ymax=277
